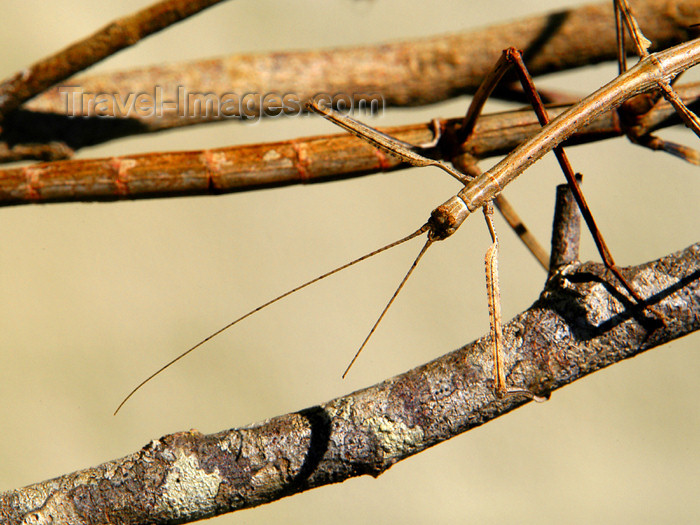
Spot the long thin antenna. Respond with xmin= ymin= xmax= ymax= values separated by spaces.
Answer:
xmin=342 ymin=235 xmax=434 ymax=378
xmin=114 ymin=223 xmax=431 ymax=415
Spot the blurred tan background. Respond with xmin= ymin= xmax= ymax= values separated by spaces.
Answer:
xmin=0 ymin=1 xmax=698 ymax=523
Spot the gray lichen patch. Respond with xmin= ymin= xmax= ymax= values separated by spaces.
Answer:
xmin=218 ymin=431 xmax=242 ymax=454
xmin=365 ymin=415 xmax=425 ymax=459
xmin=158 ymin=449 xmax=223 ymax=518
xmin=20 ymin=491 xmax=82 ymax=525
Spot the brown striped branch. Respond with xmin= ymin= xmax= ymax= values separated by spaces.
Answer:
xmin=0 ymin=83 xmax=697 ymax=206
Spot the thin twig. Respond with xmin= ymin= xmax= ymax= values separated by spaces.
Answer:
xmin=0 ymin=0 xmax=229 ymax=122
xmin=0 ymin=83 xmax=697 ymax=206
xmin=1 ymin=244 xmax=696 ymax=525
xmin=549 ymin=179 xmax=583 ymax=276
xmin=495 ymin=194 xmax=550 ymax=270
xmin=0 ymin=141 xmax=74 ymax=162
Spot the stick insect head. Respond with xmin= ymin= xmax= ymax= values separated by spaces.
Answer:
xmin=428 ymin=195 xmax=471 ymax=241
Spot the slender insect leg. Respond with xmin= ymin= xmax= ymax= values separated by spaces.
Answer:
xmin=614 ymin=0 xmax=652 ymax=58
xmin=483 ymin=202 xmax=543 ymax=399
xmin=614 ymin=0 xmax=627 ymax=74
xmin=624 ymin=129 xmax=700 ymax=166
xmin=450 ymin=53 xmax=552 ymax=268
xmin=483 ymin=202 xmax=506 ymax=393
xmin=619 ymin=81 xmax=700 ymax=165
xmin=506 ymin=48 xmax=651 ymax=307
xmin=614 ymin=0 xmax=700 ymax=164
xmin=616 ymin=74 xmax=700 ymax=165
xmin=612 ymin=1 xmax=700 ymax=137
xmin=308 ymin=100 xmax=469 ymax=183
xmin=456 ymin=51 xmax=516 ymax=144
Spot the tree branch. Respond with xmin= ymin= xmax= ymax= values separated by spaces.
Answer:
xmin=1 ymin=243 xmax=696 ymax=525
xmin=11 ymin=0 xmax=699 ymax=137
xmin=0 ymin=0 xmax=229 ymax=122
xmin=1 ymin=3 xmax=697 ymax=523
xmin=548 ymin=180 xmax=583 ymax=274
xmin=0 ymin=82 xmax=697 ymax=206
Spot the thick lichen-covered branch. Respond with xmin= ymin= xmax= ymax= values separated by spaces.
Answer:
xmin=1 ymin=244 xmax=697 ymax=525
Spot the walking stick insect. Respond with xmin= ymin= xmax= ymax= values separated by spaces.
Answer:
xmin=115 ymin=3 xmax=700 ymax=414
